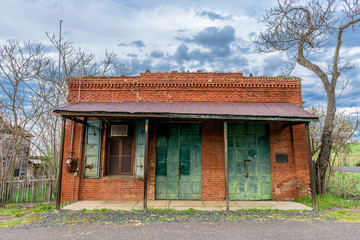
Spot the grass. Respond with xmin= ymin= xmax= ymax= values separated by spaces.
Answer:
xmin=2 ymin=186 xmax=54 ymax=204
xmin=0 ymin=204 xmax=48 ymax=227
xmin=298 ymin=194 xmax=360 ymax=222
xmin=0 ymin=203 xmax=68 ymax=228
xmin=298 ymin=194 xmax=360 ymax=210
xmin=153 ymin=216 xmax=168 ymax=222
xmin=236 ymin=208 xmax=302 ymax=213
xmin=348 ymin=143 xmax=360 ymax=166
xmin=330 ymin=172 xmax=360 ymax=196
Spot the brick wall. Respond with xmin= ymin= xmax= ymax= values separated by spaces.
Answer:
xmin=67 ymin=72 xmax=302 ymax=104
xmin=202 ymin=121 xmax=225 ymax=200
xmin=60 ymin=72 xmax=310 ymax=202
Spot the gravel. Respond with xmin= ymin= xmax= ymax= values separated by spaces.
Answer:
xmin=17 ymin=209 xmax=334 ymax=229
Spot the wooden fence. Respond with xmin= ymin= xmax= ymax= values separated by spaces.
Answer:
xmin=0 ymin=176 xmax=57 ymax=204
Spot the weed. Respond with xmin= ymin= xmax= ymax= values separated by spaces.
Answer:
xmin=129 ymin=209 xmax=142 ymax=213
xmin=31 ymin=204 xmax=55 ymax=213
xmin=91 ymin=208 xmax=110 ymax=213
xmin=147 ymin=208 xmax=175 ymax=212
xmin=180 ymin=208 xmax=204 ymax=213
xmin=61 ymin=201 xmax=74 ymax=208
xmin=153 ymin=216 xmax=168 ymax=222
xmin=227 ymin=214 xmax=239 ymax=219
xmin=236 ymin=208 xmax=283 ymax=213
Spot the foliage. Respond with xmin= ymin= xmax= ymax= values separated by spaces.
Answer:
xmin=329 ymin=172 xmax=360 ymax=197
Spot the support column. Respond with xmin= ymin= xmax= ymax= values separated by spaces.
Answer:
xmin=224 ymin=121 xmax=229 ymax=211
xmin=143 ymin=119 xmax=149 ymax=211
xmin=56 ymin=117 xmax=67 ymax=210
xmin=305 ymin=122 xmax=318 ymax=211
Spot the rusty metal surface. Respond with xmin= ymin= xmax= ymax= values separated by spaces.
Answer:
xmin=54 ymin=101 xmax=318 ymax=119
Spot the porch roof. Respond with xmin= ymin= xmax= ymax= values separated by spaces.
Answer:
xmin=53 ymin=101 xmax=318 ymax=122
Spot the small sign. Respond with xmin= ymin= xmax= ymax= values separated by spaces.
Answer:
xmin=276 ymin=153 xmax=288 ymax=163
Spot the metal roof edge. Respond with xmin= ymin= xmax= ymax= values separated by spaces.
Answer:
xmin=54 ymin=111 xmax=319 ymax=122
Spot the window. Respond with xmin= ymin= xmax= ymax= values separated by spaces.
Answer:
xmin=106 ymin=122 xmax=134 ymax=176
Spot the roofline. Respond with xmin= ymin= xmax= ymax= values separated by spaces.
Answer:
xmin=53 ymin=111 xmax=319 ymax=122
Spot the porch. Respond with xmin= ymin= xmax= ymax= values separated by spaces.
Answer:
xmin=54 ymin=101 xmax=319 ymax=211
xmin=62 ymin=200 xmax=312 ymax=211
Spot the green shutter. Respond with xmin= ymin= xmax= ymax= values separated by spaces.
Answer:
xmin=84 ymin=121 xmax=102 ymax=178
xmin=135 ymin=119 xmax=145 ymax=179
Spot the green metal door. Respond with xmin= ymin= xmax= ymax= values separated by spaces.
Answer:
xmin=228 ymin=123 xmax=272 ymax=200
xmin=155 ymin=123 xmax=202 ymax=200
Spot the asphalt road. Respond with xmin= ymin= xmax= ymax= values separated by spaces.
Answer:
xmin=335 ymin=167 xmax=360 ymax=173
xmin=2 ymin=221 xmax=360 ymax=240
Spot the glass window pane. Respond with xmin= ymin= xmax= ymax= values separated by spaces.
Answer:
xmin=122 ymin=139 xmax=133 ymax=155
xmin=110 ymin=139 xmax=120 ymax=155
xmin=109 ymin=157 xmax=119 ymax=173
xmin=121 ymin=156 xmax=132 ymax=173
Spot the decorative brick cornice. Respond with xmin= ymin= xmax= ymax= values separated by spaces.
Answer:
xmin=68 ymin=82 xmax=300 ymax=90
xmin=68 ymin=72 xmax=301 ymax=90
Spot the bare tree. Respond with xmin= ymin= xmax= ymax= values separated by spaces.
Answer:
xmin=254 ymin=0 xmax=360 ymax=194
xmin=28 ymin=34 xmax=132 ymax=179
xmin=307 ymin=106 xmax=360 ymax=190
xmin=0 ymin=41 xmax=51 ymax=179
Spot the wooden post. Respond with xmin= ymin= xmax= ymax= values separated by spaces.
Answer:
xmin=224 ymin=121 xmax=229 ymax=211
xmin=143 ymin=119 xmax=149 ymax=211
xmin=305 ymin=122 xmax=318 ymax=211
xmin=56 ymin=117 xmax=66 ymax=210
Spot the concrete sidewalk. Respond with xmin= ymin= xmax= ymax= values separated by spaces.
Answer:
xmin=62 ymin=200 xmax=312 ymax=211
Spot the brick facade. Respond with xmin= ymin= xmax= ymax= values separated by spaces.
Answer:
xmin=60 ymin=72 xmax=310 ymax=202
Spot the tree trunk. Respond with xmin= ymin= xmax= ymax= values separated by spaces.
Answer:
xmin=315 ymin=87 xmax=336 ymax=194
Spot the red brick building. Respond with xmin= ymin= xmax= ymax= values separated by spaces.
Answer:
xmin=54 ymin=72 xmax=317 ymax=204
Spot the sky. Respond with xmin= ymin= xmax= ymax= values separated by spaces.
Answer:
xmin=0 ymin=0 xmax=359 ymax=117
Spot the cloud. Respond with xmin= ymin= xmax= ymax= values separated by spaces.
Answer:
xmin=118 ymin=39 xmax=146 ymax=48
xmin=127 ymin=53 xmax=138 ymax=57
xmin=127 ymin=24 xmax=250 ymax=74
xmin=174 ymin=44 xmax=190 ymax=64
xmin=262 ymin=55 xmax=287 ymax=75
xmin=198 ymin=10 xmax=231 ymax=20
xmin=176 ymin=29 xmax=188 ymax=33
xmin=192 ymin=25 xmax=235 ymax=47
xmin=131 ymin=39 xmax=146 ymax=48
xmin=150 ymin=50 xmax=164 ymax=58
xmin=176 ymin=25 xmax=236 ymax=59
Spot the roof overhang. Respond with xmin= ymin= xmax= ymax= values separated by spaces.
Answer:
xmin=53 ymin=101 xmax=319 ymax=123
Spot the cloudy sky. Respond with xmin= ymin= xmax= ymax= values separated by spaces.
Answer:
xmin=1 ymin=0 xmax=359 ymax=114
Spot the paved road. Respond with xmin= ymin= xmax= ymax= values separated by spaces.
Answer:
xmin=335 ymin=167 xmax=360 ymax=173
xmin=2 ymin=221 xmax=360 ymax=240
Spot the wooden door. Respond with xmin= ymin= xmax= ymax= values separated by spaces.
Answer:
xmin=155 ymin=123 xmax=202 ymax=200
xmin=228 ymin=123 xmax=272 ymax=200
